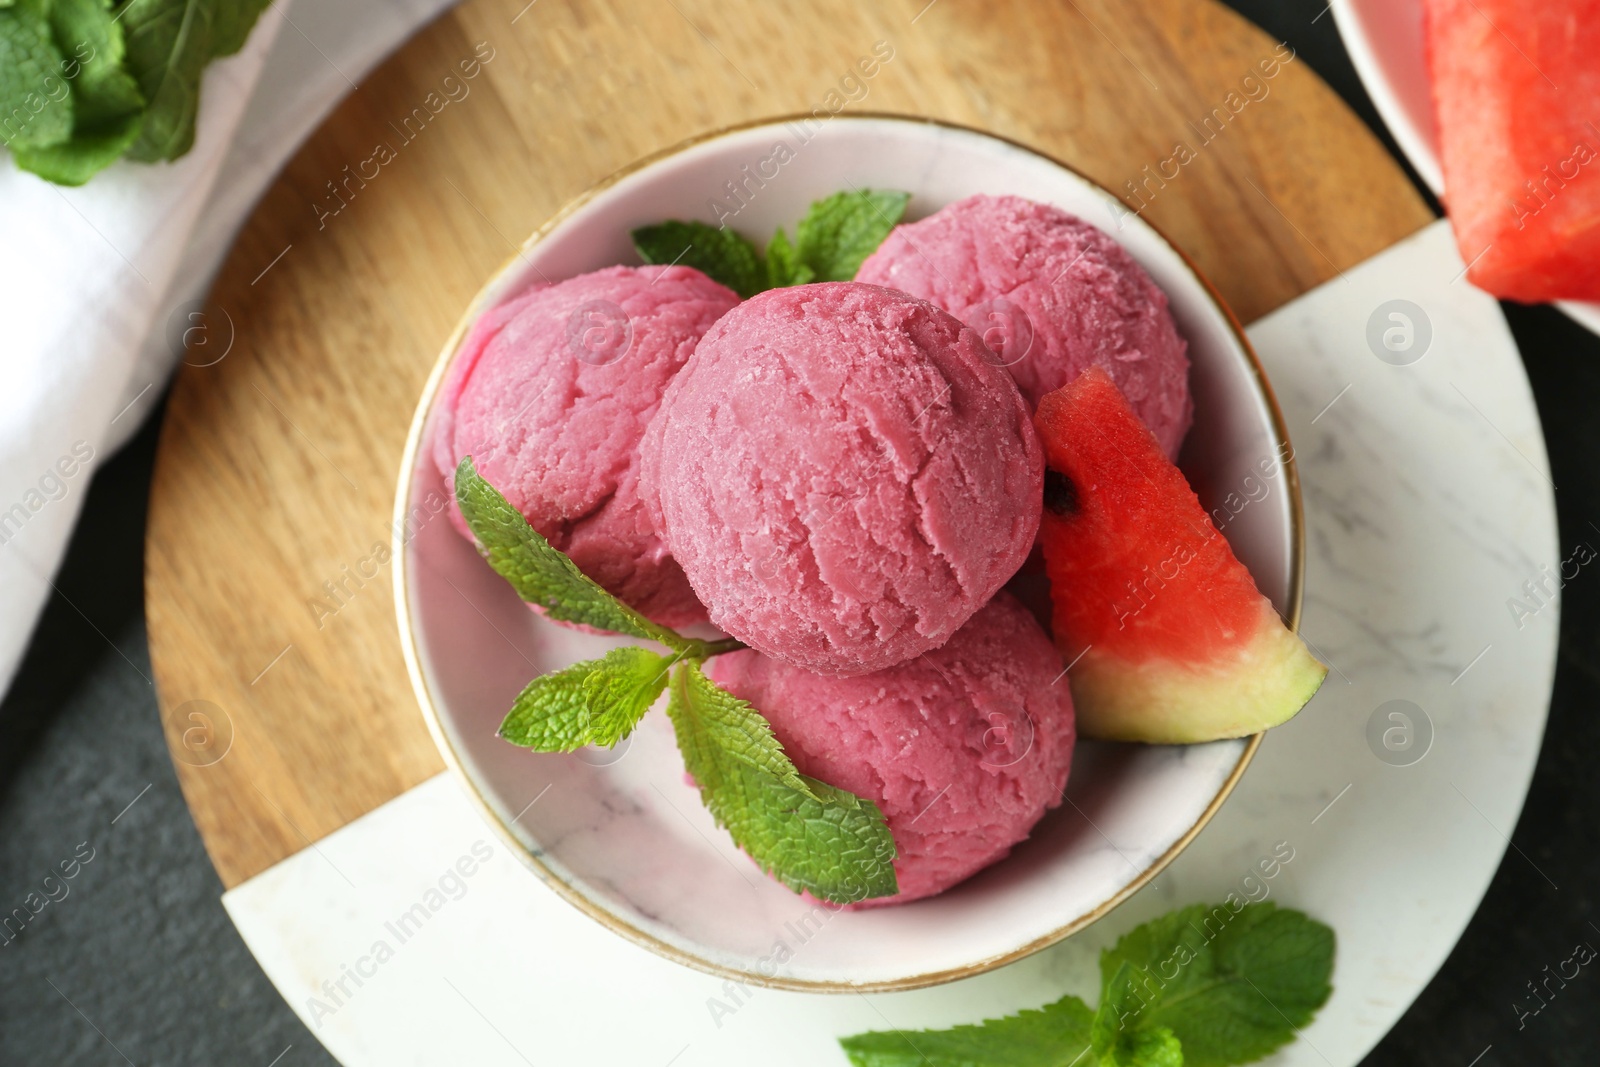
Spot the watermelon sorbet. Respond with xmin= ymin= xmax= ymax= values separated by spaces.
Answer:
xmin=708 ymin=592 xmax=1076 ymax=904
xmin=643 ymin=282 xmax=1043 ymax=677
xmin=856 ymin=194 xmax=1193 ymax=458
xmin=432 ymin=265 xmax=739 ymax=627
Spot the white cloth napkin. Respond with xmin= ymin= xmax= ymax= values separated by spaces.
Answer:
xmin=0 ymin=0 xmax=458 ymax=699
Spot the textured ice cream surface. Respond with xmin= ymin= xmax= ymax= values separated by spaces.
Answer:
xmin=856 ymin=193 xmax=1193 ymax=457
xmin=643 ymin=281 xmax=1043 ymax=676
xmin=707 ymin=592 xmax=1075 ymax=905
xmin=432 ymin=265 xmax=739 ymax=627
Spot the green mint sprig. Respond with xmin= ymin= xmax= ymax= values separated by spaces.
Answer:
xmin=1098 ymin=903 xmax=1335 ymax=1067
xmin=455 ymin=457 xmax=899 ymax=904
xmin=631 ymin=188 xmax=910 ymax=298
xmin=839 ymin=902 xmax=1334 ymax=1067
xmin=1 ymin=0 xmax=271 ymax=185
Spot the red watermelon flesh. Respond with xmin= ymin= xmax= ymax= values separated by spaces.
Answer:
xmin=1035 ymin=368 xmax=1325 ymax=743
xmin=1424 ymin=0 xmax=1600 ymax=303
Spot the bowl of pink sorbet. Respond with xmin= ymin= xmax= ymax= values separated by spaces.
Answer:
xmin=394 ymin=114 xmax=1303 ymax=992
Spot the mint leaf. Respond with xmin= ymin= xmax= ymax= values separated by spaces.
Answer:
xmin=840 ymin=994 xmax=1094 ymax=1067
xmin=1093 ymin=962 xmax=1135 ymax=1063
xmin=765 ymin=227 xmax=814 ymax=289
xmin=675 ymin=660 xmax=816 ymax=796
xmin=1098 ymin=902 xmax=1334 ymax=1067
xmin=1094 ymin=962 xmax=1183 ymax=1067
xmin=0 ymin=0 xmax=72 ymax=150
xmin=500 ymin=646 xmax=674 ymax=750
xmin=632 ymin=220 xmax=766 ymax=299
xmin=583 ymin=645 xmax=675 ymax=746
xmin=120 ymin=0 xmax=272 ymax=163
xmin=792 ymin=189 xmax=909 ymax=281
xmin=500 ymin=657 xmax=608 ymax=751
xmin=666 ymin=661 xmax=897 ymax=903
xmin=52 ymin=0 xmax=142 ymax=123
xmin=1108 ymin=1027 xmax=1182 ymax=1067
xmin=10 ymin=109 xmax=139 ymax=183
xmin=454 ymin=457 xmax=687 ymax=648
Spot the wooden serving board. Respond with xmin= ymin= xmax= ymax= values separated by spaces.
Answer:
xmin=146 ymin=0 xmax=1432 ymax=890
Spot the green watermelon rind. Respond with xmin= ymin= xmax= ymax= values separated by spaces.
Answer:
xmin=1067 ymin=598 xmax=1328 ymax=743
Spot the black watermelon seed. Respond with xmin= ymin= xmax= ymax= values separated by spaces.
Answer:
xmin=1043 ymin=469 xmax=1077 ymax=516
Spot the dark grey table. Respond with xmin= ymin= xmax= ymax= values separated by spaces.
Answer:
xmin=3 ymin=2 xmax=1596 ymax=1063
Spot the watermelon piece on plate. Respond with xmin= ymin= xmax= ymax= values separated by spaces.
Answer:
xmin=1035 ymin=368 xmax=1325 ymax=743
xmin=1424 ymin=0 xmax=1600 ymax=302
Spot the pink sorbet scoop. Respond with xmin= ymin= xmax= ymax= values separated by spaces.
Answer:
xmin=432 ymin=265 xmax=739 ymax=628
xmin=643 ymin=281 xmax=1043 ymax=676
xmin=856 ymin=193 xmax=1192 ymax=458
xmin=708 ymin=591 xmax=1075 ymax=904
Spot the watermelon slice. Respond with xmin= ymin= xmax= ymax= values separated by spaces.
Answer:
xmin=1424 ymin=0 xmax=1600 ymax=302
xmin=1035 ymin=368 xmax=1325 ymax=743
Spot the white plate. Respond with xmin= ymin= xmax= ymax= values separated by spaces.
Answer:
xmin=1330 ymin=0 xmax=1600 ymax=334
xmin=394 ymin=115 xmax=1307 ymax=991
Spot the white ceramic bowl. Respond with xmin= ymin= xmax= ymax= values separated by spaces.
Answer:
xmin=1330 ymin=0 xmax=1600 ymax=336
xmin=394 ymin=115 xmax=1304 ymax=992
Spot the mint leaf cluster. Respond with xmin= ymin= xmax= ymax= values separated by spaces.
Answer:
xmin=0 ymin=0 xmax=270 ymax=185
xmin=840 ymin=902 xmax=1334 ymax=1067
xmin=632 ymin=189 xmax=910 ymax=298
xmin=455 ymin=458 xmax=898 ymax=904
